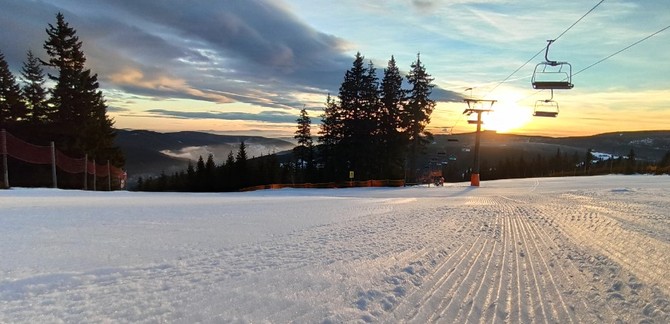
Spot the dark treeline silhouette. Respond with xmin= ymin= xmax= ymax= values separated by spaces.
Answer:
xmin=1 ymin=12 xmax=123 ymax=188
xmin=317 ymin=52 xmax=435 ymax=184
xmin=471 ymin=147 xmax=670 ymax=182
xmin=135 ymin=52 xmax=437 ymax=191
xmin=135 ymin=141 xmax=295 ymax=192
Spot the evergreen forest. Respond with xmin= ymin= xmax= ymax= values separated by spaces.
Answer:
xmin=0 ymin=13 xmax=123 ymax=188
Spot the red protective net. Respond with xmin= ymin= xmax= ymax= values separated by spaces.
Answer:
xmin=56 ymin=150 xmax=86 ymax=174
xmin=0 ymin=130 xmax=5 ymax=155
xmin=4 ymin=131 xmax=53 ymax=164
xmin=97 ymin=163 xmax=110 ymax=177
xmin=3 ymin=130 xmax=128 ymax=189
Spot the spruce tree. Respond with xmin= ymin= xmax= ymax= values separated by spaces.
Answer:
xmin=379 ymin=56 xmax=407 ymax=179
xmin=318 ymin=94 xmax=341 ymax=181
xmin=20 ymin=50 xmax=49 ymax=123
xmin=359 ymin=61 xmax=381 ymax=179
xmin=294 ymin=107 xmax=313 ymax=182
xmin=625 ymin=149 xmax=636 ymax=174
xmin=236 ymin=141 xmax=248 ymax=188
xmin=337 ymin=52 xmax=369 ymax=180
xmin=0 ymin=51 xmax=27 ymax=125
xmin=43 ymin=13 xmax=86 ymax=125
xmin=294 ymin=107 xmax=313 ymax=162
xmin=405 ymin=53 xmax=436 ymax=183
xmin=42 ymin=12 xmax=123 ymax=166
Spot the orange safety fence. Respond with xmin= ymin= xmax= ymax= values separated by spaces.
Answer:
xmin=240 ymin=179 xmax=405 ymax=192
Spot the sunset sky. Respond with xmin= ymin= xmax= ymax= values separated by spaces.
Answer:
xmin=1 ymin=0 xmax=669 ymax=139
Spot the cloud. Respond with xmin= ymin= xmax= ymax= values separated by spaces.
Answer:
xmin=1 ymin=0 xmax=464 ymax=116
xmin=0 ymin=0 xmax=352 ymax=110
xmin=145 ymin=109 xmax=299 ymax=124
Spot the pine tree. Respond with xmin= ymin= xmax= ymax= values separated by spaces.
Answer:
xmin=294 ymin=107 xmax=313 ymax=182
xmin=42 ymin=13 xmax=123 ymax=166
xmin=339 ymin=53 xmax=367 ymax=177
xmin=359 ymin=60 xmax=381 ymax=179
xmin=625 ymin=148 xmax=636 ymax=174
xmin=405 ymin=53 xmax=436 ymax=182
xmin=329 ymin=57 xmax=382 ymax=180
xmin=205 ymin=153 xmax=216 ymax=191
xmin=294 ymin=107 xmax=313 ymax=163
xmin=20 ymin=50 xmax=49 ymax=123
xmin=318 ymin=94 xmax=341 ymax=181
xmin=236 ymin=141 xmax=248 ymax=187
xmin=0 ymin=51 xmax=27 ymax=125
xmin=43 ymin=13 xmax=86 ymax=125
xmin=379 ymin=56 xmax=407 ymax=179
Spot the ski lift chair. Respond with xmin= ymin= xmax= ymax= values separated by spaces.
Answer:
xmin=531 ymin=62 xmax=574 ymax=90
xmin=531 ymin=40 xmax=574 ymax=90
xmin=533 ymin=89 xmax=559 ymax=117
xmin=534 ymin=99 xmax=559 ymax=117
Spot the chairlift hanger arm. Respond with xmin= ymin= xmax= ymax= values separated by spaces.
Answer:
xmin=544 ymin=39 xmax=556 ymax=64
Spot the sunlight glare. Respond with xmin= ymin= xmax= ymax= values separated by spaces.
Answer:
xmin=482 ymin=99 xmax=532 ymax=133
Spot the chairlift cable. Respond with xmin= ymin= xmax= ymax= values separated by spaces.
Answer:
xmin=507 ymin=23 xmax=670 ymax=111
xmin=483 ymin=0 xmax=606 ymax=97
xmin=553 ymin=0 xmax=606 ymax=42
xmin=573 ymin=24 xmax=670 ymax=77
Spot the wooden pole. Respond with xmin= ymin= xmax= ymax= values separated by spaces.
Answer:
xmin=93 ymin=160 xmax=96 ymax=191
xmin=51 ymin=141 xmax=57 ymax=189
xmin=107 ymin=160 xmax=111 ymax=191
xmin=1 ymin=129 xmax=8 ymax=189
xmin=84 ymin=154 xmax=88 ymax=190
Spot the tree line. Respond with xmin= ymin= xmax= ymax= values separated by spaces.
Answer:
xmin=0 ymin=13 xmax=123 ymax=170
xmin=134 ymin=51 xmax=670 ymax=192
xmin=135 ymin=141 xmax=300 ymax=192
xmin=135 ymin=52 xmax=438 ymax=191
xmin=304 ymin=52 xmax=436 ymax=184
xmin=470 ymin=148 xmax=670 ymax=182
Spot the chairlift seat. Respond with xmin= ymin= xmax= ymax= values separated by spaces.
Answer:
xmin=533 ymin=98 xmax=559 ymax=118
xmin=533 ymin=111 xmax=558 ymax=118
xmin=532 ymin=81 xmax=574 ymax=90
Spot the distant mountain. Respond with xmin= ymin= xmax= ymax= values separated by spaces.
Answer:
xmin=428 ymin=130 xmax=670 ymax=168
xmin=116 ymin=129 xmax=670 ymax=183
xmin=115 ymin=130 xmax=295 ymax=182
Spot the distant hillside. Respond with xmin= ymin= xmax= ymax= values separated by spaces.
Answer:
xmin=426 ymin=130 xmax=670 ymax=173
xmin=115 ymin=130 xmax=295 ymax=182
xmin=116 ymin=129 xmax=670 ymax=183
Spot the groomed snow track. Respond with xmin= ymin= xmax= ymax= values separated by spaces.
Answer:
xmin=0 ymin=175 xmax=668 ymax=323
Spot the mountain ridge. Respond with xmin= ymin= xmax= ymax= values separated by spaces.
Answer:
xmin=116 ymin=129 xmax=670 ymax=183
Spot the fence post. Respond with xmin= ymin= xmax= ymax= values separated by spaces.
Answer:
xmin=2 ymin=129 xmax=8 ymax=189
xmin=93 ymin=160 xmax=96 ymax=191
xmin=107 ymin=160 xmax=111 ymax=191
xmin=84 ymin=154 xmax=88 ymax=190
xmin=51 ymin=141 xmax=57 ymax=189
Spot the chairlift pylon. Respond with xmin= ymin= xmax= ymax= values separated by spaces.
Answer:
xmin=533 ymin=89 xmax=559 ymax=118
xmin=531 ymin=40 xmax=574 ymax=90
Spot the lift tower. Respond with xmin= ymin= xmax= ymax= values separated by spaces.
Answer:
xmin=463 ymin=99 xmax=496 ymax=187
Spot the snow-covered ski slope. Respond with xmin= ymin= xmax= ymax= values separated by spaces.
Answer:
xmin=1 ymin=175 xmax=668 ymax=323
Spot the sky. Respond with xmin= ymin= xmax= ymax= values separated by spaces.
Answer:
xmin=1 ymin=0 xmax=669 ymax=139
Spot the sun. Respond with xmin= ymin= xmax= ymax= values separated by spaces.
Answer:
xmin=481 ymin=98 xmax=533 ymax=133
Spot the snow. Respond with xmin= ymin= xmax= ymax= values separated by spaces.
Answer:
xmin=1 ymin=175 xmax=669 ymax=323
